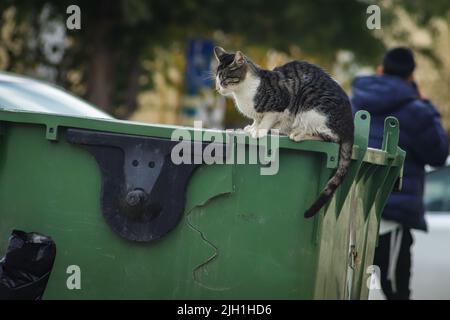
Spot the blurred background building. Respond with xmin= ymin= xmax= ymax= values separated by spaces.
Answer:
xmin=0 ymin=0 xmax=449 ymax=132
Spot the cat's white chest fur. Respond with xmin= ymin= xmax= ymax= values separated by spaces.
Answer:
xmin=231 ymin=74 xmax=260 ymax=119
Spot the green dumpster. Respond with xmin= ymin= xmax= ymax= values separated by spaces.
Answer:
xmin=0 ymin=108 xmax=405 ymax=299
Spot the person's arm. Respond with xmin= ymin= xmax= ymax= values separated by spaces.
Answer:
xmin=408 ymin=100 xmax=449 ymax=167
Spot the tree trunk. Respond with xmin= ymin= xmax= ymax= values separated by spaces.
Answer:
xmin=120 ymin=54 xmax=141 ymax=119
xmin=84 ymin=0 xmax=118 ymax=114
xmin=85 ymin=45 xmax=117 ymax=113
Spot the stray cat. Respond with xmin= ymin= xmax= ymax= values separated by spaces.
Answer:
xmin=214 ymin=47 xmax=354 ymax=218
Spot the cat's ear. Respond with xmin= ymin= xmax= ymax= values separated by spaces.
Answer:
xmin=234 ymin=51 xmax=245 ymax=66
xmin=214 ymin=46 xmax=226 ymax=61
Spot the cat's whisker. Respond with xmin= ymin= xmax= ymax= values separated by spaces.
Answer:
xmin=201 ymin=71 xmax=217 ymax=81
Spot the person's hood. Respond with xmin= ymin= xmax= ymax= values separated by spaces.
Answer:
xmin=351 ymin=75 xmax=419 ymax=114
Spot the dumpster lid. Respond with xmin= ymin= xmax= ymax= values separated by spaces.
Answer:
xmin=0 ymin=108 xmax=404 ymax=170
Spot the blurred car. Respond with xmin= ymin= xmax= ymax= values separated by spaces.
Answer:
xmin=369 ymin=157 xmax=450 ymax=301
xmin=411 ymin=156 xmax=450 ymax=299
xmin=0 ymin=72 xmax=112 ymax=118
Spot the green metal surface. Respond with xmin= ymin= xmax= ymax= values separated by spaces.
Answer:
xmin=0 ymin=109 xmax=405 ymax=299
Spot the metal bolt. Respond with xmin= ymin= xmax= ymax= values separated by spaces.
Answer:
xmin=126 ymin=189 xmax=146 ymax=207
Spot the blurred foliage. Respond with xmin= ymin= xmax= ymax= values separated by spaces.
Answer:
xmin=400 ymin=0 xmax=450 ymax=23
xmin=0 ymin=0 xmax=386 ymax=116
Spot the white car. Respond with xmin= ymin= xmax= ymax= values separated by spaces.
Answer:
xmin=0 ymin=72 xmax=112 ymax=119
xmin=411 ymin=157 xmax=450 ymax=299
xmin=369 ymin=157 xmax=450 ymax=300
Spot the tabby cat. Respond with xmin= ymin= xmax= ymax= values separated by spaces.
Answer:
xmin=214 ymin=47 xmax=354 ymax=218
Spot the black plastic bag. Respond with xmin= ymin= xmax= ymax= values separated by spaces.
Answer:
xmin=0 ymin=230 xmax=56 ymax=300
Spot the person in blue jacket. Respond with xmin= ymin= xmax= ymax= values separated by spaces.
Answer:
xmin=351 ymin=47 xmax=449 ymax=300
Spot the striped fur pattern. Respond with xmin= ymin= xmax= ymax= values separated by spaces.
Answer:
xmin=214 ymin=47 xmax=354 ymax=218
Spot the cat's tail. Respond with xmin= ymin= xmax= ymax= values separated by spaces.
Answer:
xmin=304 ymin=139 xmax=353 ymax=218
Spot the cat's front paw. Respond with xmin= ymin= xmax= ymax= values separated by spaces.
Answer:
xmin=244 ymin=124 xmax=253 ymax=133
xmin=289 ymin=132 xmax=305 ymax=142
xmin=250 ymin=128 xmax=269 ymax=139
xmin=289 ymin=132 xmax=322 ymax=142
